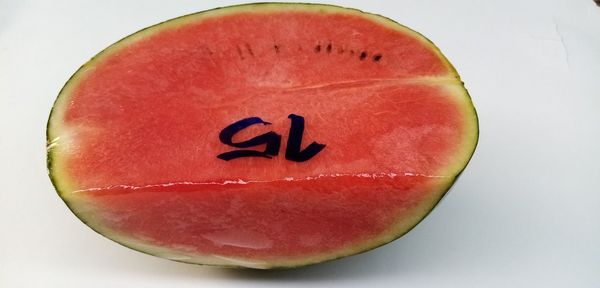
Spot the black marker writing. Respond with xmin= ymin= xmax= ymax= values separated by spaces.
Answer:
xmin=217 ymin=114 xmax=325 ymax=162
xmin=216 ymin=117 xmax=281 ymax=161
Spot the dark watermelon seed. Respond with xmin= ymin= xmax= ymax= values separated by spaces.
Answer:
xmin=236 ymin=45 xmax=245 ymax=60
xmin=245 ymin=43 xmax=254 ymax=57
xmin=359 ymin=51 xmax=367 ymax=60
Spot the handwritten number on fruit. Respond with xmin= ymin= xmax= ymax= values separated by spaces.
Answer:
xmin=217 ymin=114 xmax=326 ymax=162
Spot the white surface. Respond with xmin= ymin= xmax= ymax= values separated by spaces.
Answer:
xmin=1 ymin=0 xmax=599 ymax=287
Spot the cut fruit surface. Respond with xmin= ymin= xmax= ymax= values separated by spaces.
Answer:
xmin=47 ymin=3 xmax=478 ymax=269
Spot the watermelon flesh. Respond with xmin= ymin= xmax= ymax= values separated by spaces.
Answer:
xmin=47 ymin=3 xmax=478 ymax=268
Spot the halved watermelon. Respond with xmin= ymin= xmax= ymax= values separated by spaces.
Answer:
xmin=47 ymin=3 xmax=478 ymax=269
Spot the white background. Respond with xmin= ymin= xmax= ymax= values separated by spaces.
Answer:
xmin=1 ymin=0 xmax=599 ymax=287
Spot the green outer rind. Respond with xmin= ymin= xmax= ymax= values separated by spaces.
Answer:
xmin=46 ymin=2 xmax=479 ymax=269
